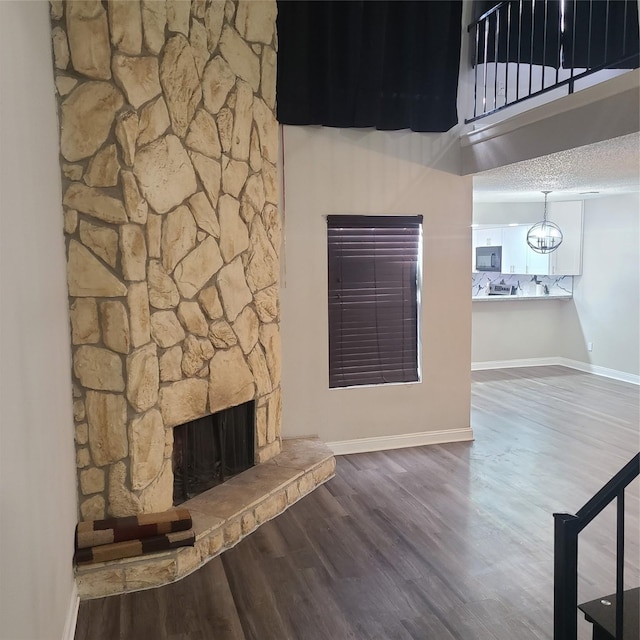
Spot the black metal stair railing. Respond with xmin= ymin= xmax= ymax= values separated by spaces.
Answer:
xmin=553 ymin=452 xmax=640 ymax=640
xmin=467 ymin=0 xmax=640 ymax=123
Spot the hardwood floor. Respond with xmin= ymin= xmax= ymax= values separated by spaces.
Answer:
xmin=75 ymin=367 xmax=639 ymax=640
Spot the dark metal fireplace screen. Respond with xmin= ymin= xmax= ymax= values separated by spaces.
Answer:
xmin=172 ymin=401 xmax=255 ymax=505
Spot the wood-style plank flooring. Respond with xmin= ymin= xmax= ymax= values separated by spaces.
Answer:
xmin=75 ymin=367 xmax=639 ymax=640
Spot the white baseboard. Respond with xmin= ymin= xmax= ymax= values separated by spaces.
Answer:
xmin=471 ymin=357 xmax=560 ymax=371
xmin=62 ymin=582 xmax=79 ymax=640
xmin=327 ymin=428 xmax=474 ymax=456
xmin=472 ymin=356 xmax=640 ymax=385
xmin=557 ymin=358 xmax=640 ymax=385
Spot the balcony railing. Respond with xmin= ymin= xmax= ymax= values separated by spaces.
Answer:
xmin=467 ymin=0 xmax=640 ymax=122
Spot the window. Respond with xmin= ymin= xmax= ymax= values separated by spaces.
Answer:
xmin=327 ymin=215 xmax=422 ymax=389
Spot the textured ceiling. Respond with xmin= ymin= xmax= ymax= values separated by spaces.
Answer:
xmin=473 ymin=132 xmax=640 ymax=202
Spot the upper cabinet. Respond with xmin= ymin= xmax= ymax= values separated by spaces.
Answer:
xmin=501 ymin=225 xmax=528 ymax=274
xmin=501 ymin=225 xmax=555 ymax=275
xmin=473 ymin=200 xmax=584 ymax=276
xmin=547 ymin=201 xmax=584 ymax=275
xmin=474 ymin=227 xmax=503 ymax=248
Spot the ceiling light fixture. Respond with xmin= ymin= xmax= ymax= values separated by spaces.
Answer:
xmin=527 ymin=191 xmax=563 ymax=254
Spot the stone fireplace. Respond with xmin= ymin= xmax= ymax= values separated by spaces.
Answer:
xmin=48 ymin=1 xmax=337 ymax=598
xmin=51 ymin=0 xmax=284 ymax=522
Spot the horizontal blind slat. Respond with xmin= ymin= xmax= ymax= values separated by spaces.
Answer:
xmin=327 ymin=215 xmax=421 ymax=389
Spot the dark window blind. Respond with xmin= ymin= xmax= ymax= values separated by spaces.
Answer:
xmin=327 ymin=215 xmax=422 ymax=389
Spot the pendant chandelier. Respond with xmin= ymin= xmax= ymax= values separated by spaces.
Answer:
xmin=527 ymin=190 xmax=563 ymax=254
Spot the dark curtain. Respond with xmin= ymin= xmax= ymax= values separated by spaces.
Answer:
xmin=276 ymin=0 xmax=463 ymax=133
xmin=563 ymin=0 xmax=639 ymax=69
xmin=474 ymin=1 xmax=562 ymax=68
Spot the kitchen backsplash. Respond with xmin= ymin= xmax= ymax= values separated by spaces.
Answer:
xmin=472 ymin=273 xmax=573 ymax=298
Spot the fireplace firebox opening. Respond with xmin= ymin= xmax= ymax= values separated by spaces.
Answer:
xmin=172 ymin=401 xmax=255 ymax=505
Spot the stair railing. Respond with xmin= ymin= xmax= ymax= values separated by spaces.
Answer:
xmin=553 ymin=452 xmax=640 ymax=640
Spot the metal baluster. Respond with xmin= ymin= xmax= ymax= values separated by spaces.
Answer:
xmin=603 ymin=0 xmax=611 ymax=67
xmin=494 ymin=9 xmax=500 ymax=111
xmin=556 ymin=0 xmax=563 ymax=84
xmin=587 ymin=0 xmax=593 ymax=70
xmin=622 ymin=0 xmax=629 ymax=57
xmin=516 ymin=0 xmax=523 ymax=101
xmin=505 ymin=2 xmax=512 ymax=106
xmin=542 ymin=0 xmax=548 ymax=91
xmin=483 ymin=18 xmax=489 ymax=115
xmin=569 ymin=0 xmax=577 ymax=93
xmin=473 ymin=21 xmax=479 ymax=119
xmin=528 ymin=0 xmax=535 ymax=97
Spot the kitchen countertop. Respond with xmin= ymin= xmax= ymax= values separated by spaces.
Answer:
xmin=472 ymin=294 xmax=573 ymax=302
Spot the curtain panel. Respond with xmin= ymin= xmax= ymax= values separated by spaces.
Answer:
xmin=276 ymin=0 xmax=463 ymax=133
xmin=563 ymin=0 xmax=639 ymax=69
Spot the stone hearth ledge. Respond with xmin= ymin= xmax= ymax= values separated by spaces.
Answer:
xmin=76 ymin=438 xmax=335 ymax=599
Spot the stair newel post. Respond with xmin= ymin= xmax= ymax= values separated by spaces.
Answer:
xmin=615 ymin=488 xmax=625 ymax=639
xmin=553 ymin=512 xmax=580 ymax=640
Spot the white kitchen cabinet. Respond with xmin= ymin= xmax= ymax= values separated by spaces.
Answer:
xmin=474 ymin=227 xmax=503 ymax=248
xmin=501 ymin=226 xmax=528 ymax=274
xmin=526 ymin=240 xmax=553 ymax=275
xmin=501 ymin=225 xmax=552 ymax=275
xmin=547 ymin=201 xmax=584 ymax=275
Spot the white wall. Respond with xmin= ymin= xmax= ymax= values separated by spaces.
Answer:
xmin=473 ymin=201 xmax=543 ymax=226
xmin=472 ymin=298 xmax=567 ymax=363
xmin=472 ymin=193 xmax=640 ymax=379
xmin=561 ymin=193 xmax=640 ymax=376
xmin=0 ymin=3 xmax=78 ymax=639
xmin=280 ymin=126 xmax=473 ymax=445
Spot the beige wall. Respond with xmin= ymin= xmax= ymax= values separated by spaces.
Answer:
xmin=472 ymin=193 xmax=640 ymax=379
xmin=0 ymin=2 xmax=78 ymax=638
xmin=472 ymin=299 xmax=567 ymax=363
xmin=280 ymin=126 xmax=472 ymax=444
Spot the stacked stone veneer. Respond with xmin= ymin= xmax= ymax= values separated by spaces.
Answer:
xmin=49 ymin=0 xmax=281 ymax=521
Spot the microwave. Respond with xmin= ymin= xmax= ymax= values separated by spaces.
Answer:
xmin=476 ymin=246 xmax=502 ymax=272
